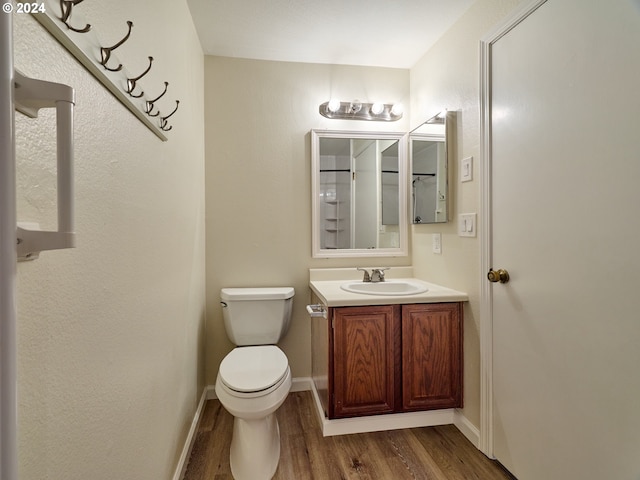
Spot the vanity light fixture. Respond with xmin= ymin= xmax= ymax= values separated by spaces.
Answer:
xmin=370 ymin=102 xmax=384 ymax=115
xmin=426 ymin=109 xmax=447 ymax=124
xmin=391 ymin=103 xmax=404 ymax=116
xmin=319 ymin=99 xmax=403 ymax=121
xmin=349 ymin=101 xmax=363 ymax=114
xmin=327 ymin=98 xmax=341 ymax=113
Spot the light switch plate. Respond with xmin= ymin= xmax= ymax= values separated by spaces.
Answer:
xmin=460 ymin=156 xmax=473 ymax=182
xmin=432 ymin=233 xmax=442 ymax=254
xmin=458 ymin=213 xmax=477 ymax=237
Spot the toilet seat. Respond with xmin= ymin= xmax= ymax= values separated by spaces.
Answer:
xmin=219 ymin=345 xmax=289 ymax=397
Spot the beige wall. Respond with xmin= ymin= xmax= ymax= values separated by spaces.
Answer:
xmin=13 ymin=1 xmax=205 ymax=479
xmin=204 ymin=0 xmax=524 ymax=429
xmin=204 ymin=57 xmax=410 ymax=383
xmin=409 ymin=0 xmax=524 ymax=428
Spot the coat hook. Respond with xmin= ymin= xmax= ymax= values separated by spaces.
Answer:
xmin=60 ymin=0 xmax=91 ymax=33
xmin=160 ymin=100 xmax=179 ymax=131
xmin=126 ymin=56 xmax=153 ymax=98
xmin=100 ymin=21 xmax=133 ymax=72
xmin=145 ymin=82 xmax=168 ymax=117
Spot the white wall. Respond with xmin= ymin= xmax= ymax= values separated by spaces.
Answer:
xmin=409 ymin=0 xmax=523 ymax=428
xmin=204 ymin=56 xmax=409 ymax=385
xmin=12 ymin=1 xmax=205 ymax=478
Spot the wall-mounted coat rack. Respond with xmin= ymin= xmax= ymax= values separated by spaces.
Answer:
xmin=22 ymin=0 xmax=180 ymax=141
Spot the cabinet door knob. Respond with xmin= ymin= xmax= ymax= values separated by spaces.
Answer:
xmin=487 ymin=268 xmax=510 ymax=283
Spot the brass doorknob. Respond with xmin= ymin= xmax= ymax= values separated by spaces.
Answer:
xmin=487 ymin=268 xmax=510 ymax=283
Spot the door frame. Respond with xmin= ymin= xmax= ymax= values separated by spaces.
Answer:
xmin=478 ymin=0 xmax=548 ymax=458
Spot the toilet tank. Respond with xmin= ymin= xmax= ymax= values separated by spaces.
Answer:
xmin=220 ymin=287 xmax=294 ymax=346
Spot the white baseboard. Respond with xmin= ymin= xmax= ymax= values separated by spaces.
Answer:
xmin=290 ymin=376 xmax=313 ymax=393
xmin=206 ymin=384 xmax=216 ymax=400
xmin=172 ymin=388 xmax=208 ymax=480
xmin=195 ymin=377 xmax=480 ymax=449
xmin=454 ymin=409 xmax=480 ymax=448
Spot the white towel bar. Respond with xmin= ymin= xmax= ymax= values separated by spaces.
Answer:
xmin=14 ymin=70 xmax=76 ymax=260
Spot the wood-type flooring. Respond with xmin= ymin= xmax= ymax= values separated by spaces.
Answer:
xmin=183 ymin=391 xmax=515 ymax=480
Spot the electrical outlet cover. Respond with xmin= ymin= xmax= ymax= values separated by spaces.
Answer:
xmin=432 ymin=233 xmax=442 ymax=254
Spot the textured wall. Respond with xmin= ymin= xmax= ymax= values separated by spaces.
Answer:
xmin=204 ymin=57 xmax=410 ymax=385
xmin=12 ymin=1 xmax=205 ymax=479
xmin=409 ymin=0 xmax=524 ymax=429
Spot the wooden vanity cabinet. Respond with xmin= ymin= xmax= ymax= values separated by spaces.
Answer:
xmin=314 ymin=302 xmax=463 ymax=419
xmin=331 ymin=305 xmax=401 ymax=418
xmin=401 ymin=303 xmax=463 ymax=411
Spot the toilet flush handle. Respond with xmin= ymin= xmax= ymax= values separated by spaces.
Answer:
xmin=220 ymin=301 xmax=228 ymax=308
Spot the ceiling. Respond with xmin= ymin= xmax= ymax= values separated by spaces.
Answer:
xmin=186 ymin=0 xmax=475 ymax=69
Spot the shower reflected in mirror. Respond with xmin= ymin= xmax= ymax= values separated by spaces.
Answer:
xmin=409 ymin=110 xmax=454 ymax=224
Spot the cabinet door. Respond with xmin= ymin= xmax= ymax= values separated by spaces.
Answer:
xmin=401 ymin=303 xmax=462 ymax=411
xmin=332 ymin=305 xmax=400 ymax=418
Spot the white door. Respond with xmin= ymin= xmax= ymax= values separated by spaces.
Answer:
xmin=488 ymin=0 xmax=640 ymax=478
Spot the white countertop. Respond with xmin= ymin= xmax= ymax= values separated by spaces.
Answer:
xmin=309 ymin=268 xmax=468 ymax=307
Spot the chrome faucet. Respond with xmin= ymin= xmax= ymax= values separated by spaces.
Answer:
xmin=371 ymin=268 xmax=388 ymax=283
xmin=356 ymin=267 xmax=371 ymax=282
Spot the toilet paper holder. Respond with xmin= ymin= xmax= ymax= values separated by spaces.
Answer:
xmin=306 ymin=304 xmax=327 ymax=318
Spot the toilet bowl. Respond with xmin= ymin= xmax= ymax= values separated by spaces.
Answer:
xmin=215 ymin=345 xmax=292 ymax=479
xmin=215 ymin=287 xmax=295 ymax=480
xmin=215 ymin=346 xmax=291 ymax=480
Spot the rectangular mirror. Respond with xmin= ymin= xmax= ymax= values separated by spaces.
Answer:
xmin=409 ymin=110 xmax=455 ymax=224
xmin=311 ymin=130 xmax=408 ymax=258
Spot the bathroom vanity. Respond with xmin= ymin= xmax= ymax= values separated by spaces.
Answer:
xmin=308 ymin=268 xmax=468 ymax=425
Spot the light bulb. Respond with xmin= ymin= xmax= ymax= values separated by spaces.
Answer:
xmin=390 ymin=103 xmax=404 ymax=116
xmin=371 ymin=103 xmax=384 ymax=115
xmin=327 ymin=99 xmax=341 ymax=113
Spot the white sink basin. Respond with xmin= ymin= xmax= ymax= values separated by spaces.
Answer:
xmin=340 ymin=280 xmax=428 ymax=296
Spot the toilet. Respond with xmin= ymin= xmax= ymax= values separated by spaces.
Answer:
xmin=215 ymin=287 xmax=295 ymax=480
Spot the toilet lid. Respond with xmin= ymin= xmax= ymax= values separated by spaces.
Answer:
xmin=219 ymin=345 xmax=289 ymax=393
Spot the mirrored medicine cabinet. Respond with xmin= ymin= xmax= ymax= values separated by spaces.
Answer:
xmin=311 ymin=130 xmax=408 ymax=258
xmin=310 ymin=112 xmax=453 ymax=258
xmin=409 ymin=110 xmax=455 ymax=224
